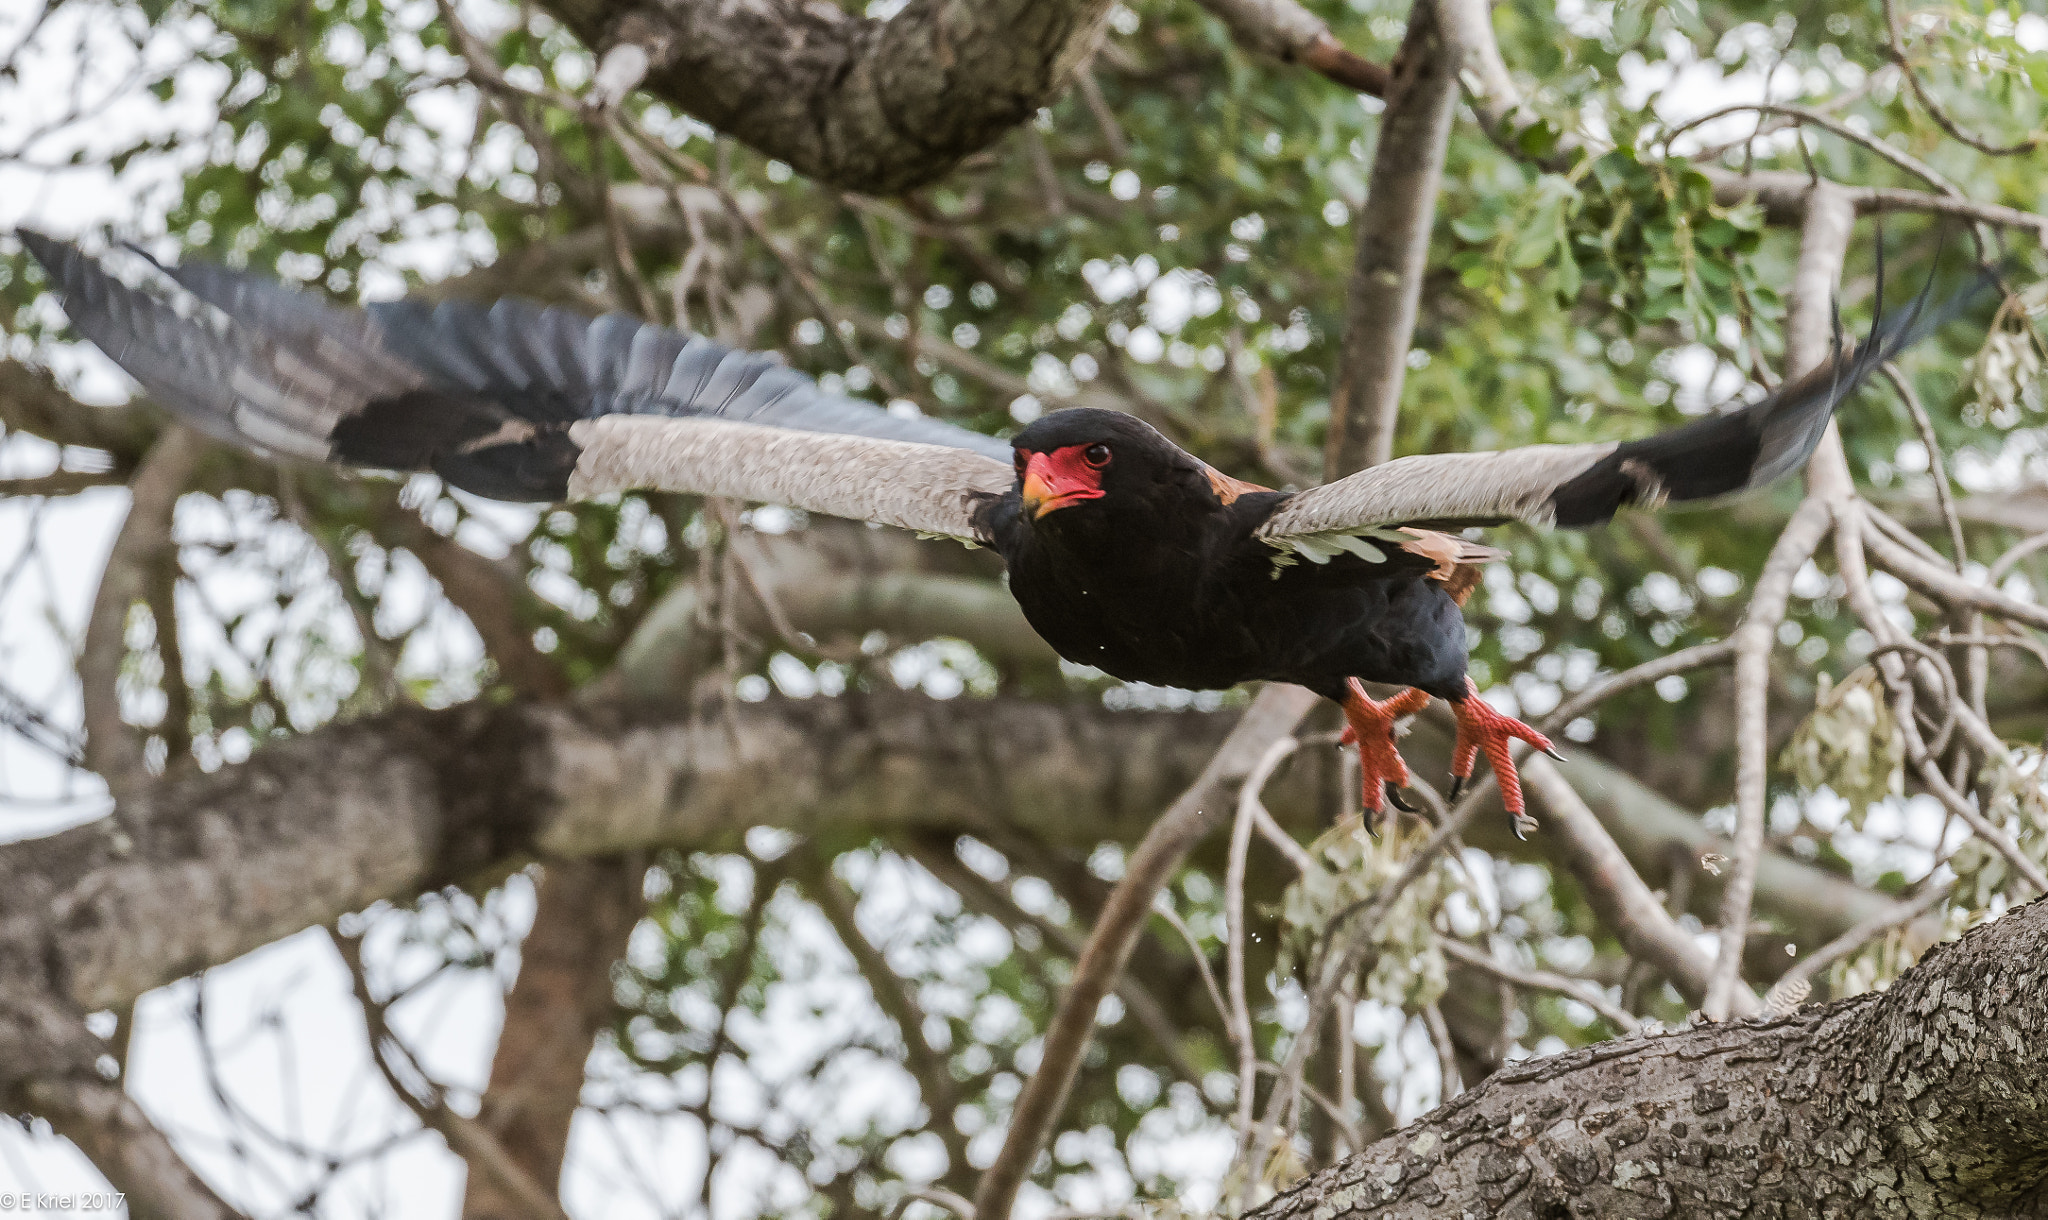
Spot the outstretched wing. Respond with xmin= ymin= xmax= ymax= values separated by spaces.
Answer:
xmin=1260 ymin=261 xmax=1990 ymax=548
xmin=21 ymin=234 xmax=1014 ymax=541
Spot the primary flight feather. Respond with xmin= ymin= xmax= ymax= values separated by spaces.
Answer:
xmin=19 ymin=233 xmax=1976 ymax=832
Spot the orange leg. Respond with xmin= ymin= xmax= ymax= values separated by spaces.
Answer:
xmin=1449 ymin=678 xmax=1561 ymax=836
xmin=1339 ymin=679 xmax=1431 ymax=819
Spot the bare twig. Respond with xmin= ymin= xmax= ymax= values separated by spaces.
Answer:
xmin=1540 ymin=638 xmax=1738 ymax=736
xmin=23 ymin=1069 xmax=250 ymax=1220
xmin=1228 ymin=736 xmax=1299 ymax=1179
xmin=1988 ymin=530 xmax=2048 ymax=586
xmin=1422 ymin=1004 xmax=1462 ymax=1098
xmin=1765 ymin=879 xmax=1952 ymax=1010
xmin=1882 ymin=363 xmax=1968 ymax=568
xmin=1883 ymin=0 xmax=2039 ymax=158
xmin=330 ymin=928 xmax=573 ymax=1220
xmin=1438 ymin=937 xmax=1641 ymax=1034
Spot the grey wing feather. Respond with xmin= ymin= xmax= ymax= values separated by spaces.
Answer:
xmin=1264 ymin=257 xmax=1993 ymax=543
xmin=21 ymin=234 xmax=1015 ymax=532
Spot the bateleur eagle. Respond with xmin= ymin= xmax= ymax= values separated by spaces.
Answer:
xmin=19 ymin=233 xmax=1969 ymax=832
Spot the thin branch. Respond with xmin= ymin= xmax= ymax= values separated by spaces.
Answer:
xmin=22 ymin=1070 xmax=249 ymax=1220
xmin=1521 ymin=754 xmax=1754 ymax=1015
xmin=1834 ymin=505 xmax=2048 ymax=896
xmin=1864 ymin=522 xmax=2048 ymax=634
xmin=330 ymin=928 xmax=572 ymax=1220
xmin=970 ymin=684 xmax=1317 ymax=1220
xmin=1540 ymin=638 xmax=1738 ymax=736
xmin=801 ymin=854 xmax=958 ymax=1110
xmin=1883 ymin=0 xmax=2039 ymax=158
xmin=1153 ymin=904 xmax=1232 ymax=1037
xmin=1763 ymin=879 xmax=1952 ymax=1011
xmin=80 ymin=425 xmax=204 ymax=798
xmin=1438 ymin=937 xmax=1641 ymax=1035
xmin=1881 ymin=363 xmax=1968 ymax=568
xmin=1707 ymin=182 xmax=1855 ymax=1022
xmin=1421 ymin=1004 xmax=1462 ymax=1099
xmin=1246 ymin=769 xmax=1506 ymax=1180
xmin=0 ymin=470 xmax=122 ymax=497
xmin=1660 ymin=102 xmax=1962 ymax=200
xmin=1988 ymin=530 xmax=2048 ymax=586
xmin=1228 ymin=736 xmax=1299 ymax=1181
xmin=1190 ymin=0 xmax=1390 ymax=97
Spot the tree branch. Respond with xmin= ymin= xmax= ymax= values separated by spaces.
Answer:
xmin=970 ymin=683 xmax=1318 ymax=1220
xmin=0 ymin=693 xmax=1278 ymax=1027
xmin=1706 ymin=183 xmax=1856 ymax=1021
xmin=1251 ymin=896 xmax=2048 ymax=1218
xmin=1191 ymin=0 xmax=1389 ymax=96
xmin=22 ymin=1066 xmax=248 ymax=1220
xmin=1520 ymin=755 xmax=1756 ymax=1015
xmin=463 ymin=857 xmax=642 ymax=1220
xmin=1323 ymin=0 xmax=1462 ymax=480
xmin=80 ymin=425 xmax=205 ymax=798
xmin=527 ymin=0 xmax=1117 ymax=194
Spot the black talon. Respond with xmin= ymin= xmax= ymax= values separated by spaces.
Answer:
xmin=1447 ymin=774 xmax=1467 ymax=803
xmin=1511 ymin=817 xmax=1529 ymax=842
xmin=1544 ymin=745 xmax=1566 ymax=762
xmin=1384 ymin=782 xmax=1416 ymax=813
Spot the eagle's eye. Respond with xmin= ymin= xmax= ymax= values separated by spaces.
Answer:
xmin=1083 ymin=443 xmax=1112 ymax=468
xmin=1014 ymin=451 xmax=1030 ymax=475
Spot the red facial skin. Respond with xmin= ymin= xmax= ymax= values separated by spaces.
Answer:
xmin=1019 ymin=443 xmax=1109 ymax=518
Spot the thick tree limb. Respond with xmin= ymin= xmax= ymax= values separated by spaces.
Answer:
xmin=1253 ymin=897 xmax=2048 ymax=1218
xmin=529 ymin=0 xmax=1116 ymax=195
xmin=0 ymin=694 xmax=1257 ymax=1030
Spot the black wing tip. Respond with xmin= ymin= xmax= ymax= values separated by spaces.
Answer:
xmin=16 ymin=230 xmax=84 ymax=283
xmin=1549 ymin=248 xmax=1999 ymax=530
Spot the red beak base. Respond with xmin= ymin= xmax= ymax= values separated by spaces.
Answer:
xmin=1020 ymin=446 xmax=1107 ymax=519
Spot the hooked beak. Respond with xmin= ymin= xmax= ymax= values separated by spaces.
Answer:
xmin=1020 ymin=449 xmax=1106 ymax=519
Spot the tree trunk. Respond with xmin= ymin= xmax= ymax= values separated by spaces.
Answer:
xmin=1252 ymin=899 xmax=2048 ymax=1219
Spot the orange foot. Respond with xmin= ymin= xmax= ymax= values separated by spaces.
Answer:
xmin=1449 ymin=678 xmax=1561 ymax=838
xmin=1339 ymin=679 xmax=1431 ymax=820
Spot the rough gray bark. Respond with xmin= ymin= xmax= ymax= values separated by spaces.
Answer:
xmin=1252 ymin=897 xmax=2048 ymax=1219
xmin=0 ymin=695 xmax=1243 ymax=1035
xmin=533 ymin=0 xmax=1115 ymax=194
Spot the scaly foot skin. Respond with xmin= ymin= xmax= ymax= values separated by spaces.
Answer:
xmin=1339 ymin=680 xmax=1431 ymax=820
xmin=1448 ymin=678 xmax=1562 ymax=838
